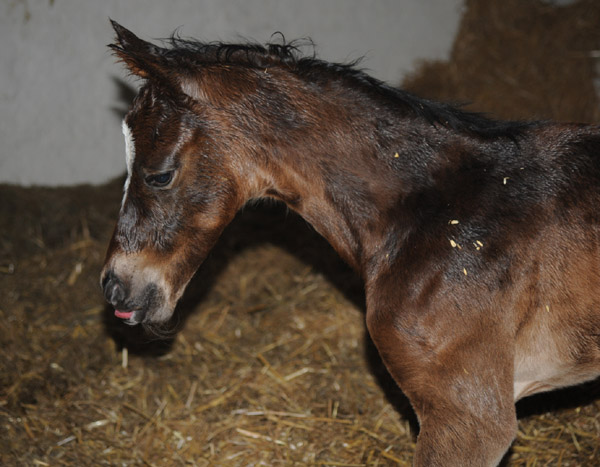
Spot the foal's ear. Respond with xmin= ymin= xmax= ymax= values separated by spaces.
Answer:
xmin=109 ymin=20 xmax=167 ymax=80
xmin=109 ymin=20 xmax=207 ymax=103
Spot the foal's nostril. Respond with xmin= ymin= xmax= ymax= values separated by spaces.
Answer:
xmin=101 ymin=271 xmax=111 ymax=291
xmin=108 ymin=282 xmax=125 ymax=306
xmin=102 ymin=270 xmax=127 ymax=308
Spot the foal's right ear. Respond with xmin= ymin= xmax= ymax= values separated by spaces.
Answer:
xmin=109 ymin=19 xmax=167 ymax=80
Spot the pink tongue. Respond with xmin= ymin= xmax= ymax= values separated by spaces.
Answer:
xmin=115 ymin=309 xmax=134 ymax=319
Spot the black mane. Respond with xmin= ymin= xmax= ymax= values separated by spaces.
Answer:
xmin=161 ymin=35 xmax=534 ymax=140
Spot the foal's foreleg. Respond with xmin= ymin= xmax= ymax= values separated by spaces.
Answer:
xmin=367 ymin=310 xmax=517 ymax=466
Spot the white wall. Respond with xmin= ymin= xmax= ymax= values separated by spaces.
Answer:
xmin=1 ymin=0 xmax=463 ymax=186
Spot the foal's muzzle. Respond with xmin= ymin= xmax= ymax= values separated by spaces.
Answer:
xmin=101 ymin=269 xmax=149 ymax=324
xmin=101 ymin=246 xmax=179 ymax=324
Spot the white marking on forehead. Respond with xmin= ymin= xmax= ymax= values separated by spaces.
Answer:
xmin=121 ymin=120 xmax=135 ymax=209
xmin=122 ymin=120 xmax=135 ymax=175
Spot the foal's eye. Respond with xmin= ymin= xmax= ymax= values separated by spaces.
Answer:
xmin=145 ymin=171 xmax=174 ymax=188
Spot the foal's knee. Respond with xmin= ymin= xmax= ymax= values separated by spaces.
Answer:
xmin=414 ymin=410 xmax=517 ymax=467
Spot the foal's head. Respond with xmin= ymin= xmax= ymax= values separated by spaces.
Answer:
xmin=101 ymin=22 xmax=300 ymax=325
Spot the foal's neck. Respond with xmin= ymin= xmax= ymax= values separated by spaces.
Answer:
xmin=259 ymin=105 xmax=455 ymax=278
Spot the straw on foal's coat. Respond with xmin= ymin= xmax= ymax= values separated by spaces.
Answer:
xmin=102 ymin=21 xmax=600 ymax=466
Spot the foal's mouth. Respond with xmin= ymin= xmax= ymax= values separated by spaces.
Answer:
xmin=115 ymin=309 xmax=134 ymax=319
xmin=114 ymin=308 xmax=145 ymax=325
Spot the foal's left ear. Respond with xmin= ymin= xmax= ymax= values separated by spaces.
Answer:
xmin=109 ymin=20 xmax=168 ymax=80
